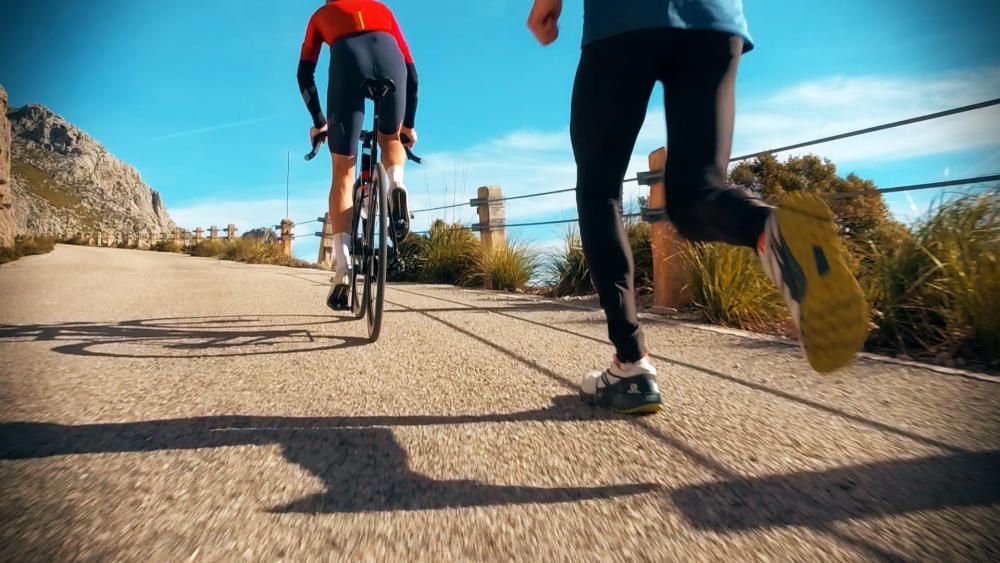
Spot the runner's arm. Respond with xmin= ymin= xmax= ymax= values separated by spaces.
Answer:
xmin=297 ymin=16 xmax=327 ymax=129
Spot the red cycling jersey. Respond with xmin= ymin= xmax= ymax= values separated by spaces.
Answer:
xmin=300 ymin=0 xmax=414 ymax=64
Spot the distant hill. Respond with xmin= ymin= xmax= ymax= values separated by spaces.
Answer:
xmin=7 ymin=102 xmax=175 ymax=238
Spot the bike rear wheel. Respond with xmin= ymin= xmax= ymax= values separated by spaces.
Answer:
xmin=363 ymin=163 xmax=389 ymax=341
xmin=350 ymin=179 xmax=364 ymax=319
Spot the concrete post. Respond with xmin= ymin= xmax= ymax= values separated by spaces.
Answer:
xmin=316 ymin=212 xmax=334 ymax=269
xmin=226 ymin=224 xmax=237 ymax=241
xmin=648 ymin=147 xmax=691 ymax=310
xmin=209 ymin=225 xmax=219 ymax=241
xmin=280 ymin=218 xmax=294 ymax=257
xmin=474 ymin=185 xmax=506 ymax=255
xmin=194 ymin=227 xmax=204 ymax=244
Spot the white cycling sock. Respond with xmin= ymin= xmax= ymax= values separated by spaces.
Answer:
xmin=333 ymin=232 xmax=350 ymax=275
xmin=386 ymin=165 xmax=404 ymax=189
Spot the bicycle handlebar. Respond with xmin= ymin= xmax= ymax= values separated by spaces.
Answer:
xmin=304 ymin=131 xmax=328 ymax=161
xmin=401 ymin=134 xmax=422 ymax=164
xmin=304 ymin=131 xmax=422 ymax=164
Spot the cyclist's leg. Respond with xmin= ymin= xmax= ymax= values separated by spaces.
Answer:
xmin=659 ymin=30 xmax=771 ymax=248
xmin=326 ymin=34 xmax=368 ymax=306
xmin=572 ymin=31 xmax=657 ymax=364
xmin=368 ymin=31 xmax=410 ymax=236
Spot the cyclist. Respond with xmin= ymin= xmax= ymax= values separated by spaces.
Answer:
xmin=527 ymin=0 xmax=868 ymax=414
xmin=297 ymin=0 xmax=419 ymax=307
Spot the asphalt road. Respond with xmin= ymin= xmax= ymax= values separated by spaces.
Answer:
xmin=1 ymin=245 xmax=998 ymax=562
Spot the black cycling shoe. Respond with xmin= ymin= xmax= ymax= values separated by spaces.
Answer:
xmin=326 ymin=273 xmax=351 ymax=311
xmin=581 ymin=371 xmax=662 ymax=415
xmin=390 ymin=186 xmax=410 ymax=242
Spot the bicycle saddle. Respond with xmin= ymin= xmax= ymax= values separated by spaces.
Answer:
xmin=361 ymin=78 xmax=396 ymax=100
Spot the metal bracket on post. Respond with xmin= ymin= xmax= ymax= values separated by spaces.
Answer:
xmin=640 ymin=206 xmax=669 ymax=223
xmin=636 ymin=170 xmax=663 ymax=186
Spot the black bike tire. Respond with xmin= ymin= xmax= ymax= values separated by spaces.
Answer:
xmin=350 ymin=179 xmax=364 ymax=319
xmin=365 ymin=164 xmax=389 ymax=342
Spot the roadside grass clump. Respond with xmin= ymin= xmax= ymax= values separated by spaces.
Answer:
xmin=626 ymin=219 xmax=654 ymax=290
xmin=546 ymin=228 xmax=593 ymax=297
xmin=865 ymin=192 xmax=999 ymax=363
xmin=152 ymin=240 xmax=184 ymax=253
xmin=0 ymin=235 xmax=58 ymax=265
xmin=187 ymin=239 xmax=227 ymax=258
xmin=469 ymin=240 xmax=539 ymax=291
xmin=388 ymin=233 xmax=428 ymax=282
xmin=681 ymin=242 xmax=785 ymax=330
xmin=420 ymin=220 xmax=480 ymax=285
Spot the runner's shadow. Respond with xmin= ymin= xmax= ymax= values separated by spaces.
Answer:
xmin=0 ymin=396 xmax=658 ymax=514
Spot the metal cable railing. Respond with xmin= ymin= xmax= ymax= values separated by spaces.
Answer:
xmin=408 ymin=98 xmax=999 ymax=216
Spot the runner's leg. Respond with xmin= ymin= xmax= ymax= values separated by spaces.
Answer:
xmin=658 ymin=30 xmax=771 ymax=248
xmin=572 ymin=31 xmax=657 ymax=363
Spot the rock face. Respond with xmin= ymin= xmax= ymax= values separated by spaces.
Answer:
xmin=8 ymin=102 xmax=174 ymax=239
xmin=0 ymin=86 xmax=15 ymax=248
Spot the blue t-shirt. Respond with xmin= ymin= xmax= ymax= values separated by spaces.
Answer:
xmin=583 ymin=0 xmax=753 ymax=51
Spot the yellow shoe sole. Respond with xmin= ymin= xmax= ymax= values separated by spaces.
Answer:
xmin=776 ymin=192 xmax=869 ymax=373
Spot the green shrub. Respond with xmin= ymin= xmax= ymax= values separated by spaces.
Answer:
xmin=682 ymin=242 xmax=785 ymax=330
xmin=420 ymin=220 xmax=481 ymax=285
xmin=470 ymin=240 xmax=538 ymax=291
xmin=546 ymin=228 xmax=593 ymax=297
xmin=866 ymin=192 xmax=999 ymax=361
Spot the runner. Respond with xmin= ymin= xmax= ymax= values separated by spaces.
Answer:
xmin=298 ymin=0 xmax=419 ymax=305
xmin=527 ymin=0 xmax=869 ymax=414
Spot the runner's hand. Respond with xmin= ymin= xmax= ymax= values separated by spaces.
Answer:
xmin=400 ymin=127 xmax=417 ymax=148
xmin=527 ymin=0 xmax=562 ymax=45
xmin=310 ymin=124 xmax=328 ymax=147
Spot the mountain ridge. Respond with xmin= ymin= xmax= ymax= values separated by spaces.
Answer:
xmin=7 ymin=100 xmax=175 ymax=238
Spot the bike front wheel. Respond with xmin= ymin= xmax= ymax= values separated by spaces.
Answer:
xmin=363 ymin=163 xmax=389 ymax=342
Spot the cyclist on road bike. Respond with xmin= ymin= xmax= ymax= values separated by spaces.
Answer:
xmin=527 ymin=0 xmax=869 ymax=414
xmin=297 ymin=0 xmax=419 ymax=306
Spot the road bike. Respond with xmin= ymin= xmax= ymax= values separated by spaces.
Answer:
xmin=306 ymin=78 xmax=420 ymax=342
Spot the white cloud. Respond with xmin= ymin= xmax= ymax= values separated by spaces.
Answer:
xmin=732 ymin=69 xmax=1000 ymax=164
xmin=148 ymin=117 xmax=274 ymax=143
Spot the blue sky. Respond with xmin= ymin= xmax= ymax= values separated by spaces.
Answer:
xmin=2 ymin=0 xmax=998 ymax=260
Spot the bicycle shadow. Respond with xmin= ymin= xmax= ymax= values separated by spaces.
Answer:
xmin=0 ymin=396 xmax=658 ymax=514
xmin=0 ymin=315 xmax=367 ymax=359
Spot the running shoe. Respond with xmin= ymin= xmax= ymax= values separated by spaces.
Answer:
xmin=580 ymin=356 xmax=662 ymax=415
xmin=758 ymin=191 xmax=869 ymax=372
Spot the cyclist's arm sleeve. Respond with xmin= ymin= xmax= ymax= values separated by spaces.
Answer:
xmin=404 ymin=63 xmax=418 ymax=129
xmin=297 ymin=16 xmax=327 ymax=129
xmin=389 ymin=14 xmax=418 ymax=128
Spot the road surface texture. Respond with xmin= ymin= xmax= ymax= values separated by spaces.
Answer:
xmin=1 ymin=245 xmax=998 ymax=562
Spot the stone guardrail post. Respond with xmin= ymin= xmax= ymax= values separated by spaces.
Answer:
xmin=472 ymin=185 xmax=505 ymax=256
xmin=209 ymin=225 xmax=219 ymax=241
xmin=646 ymin=147 xmax=691 ymax=310
xmin=194 ymin=227 xmax=204 ymax=245
xmin=227 ymin=224 xmax=237 ymax=241
xmin=316 ymin=212 xmax=334 ymax=269
xmin=280 ymin=218 xmax=294 ymax=257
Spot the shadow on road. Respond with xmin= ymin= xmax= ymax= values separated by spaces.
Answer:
xmin=0 ymin=396 xmax=657 ymax=514
xmin=0 ymin=315 xmax=367 ymax=359
xmin=670 ymin=450 xmax=1000 ymax=530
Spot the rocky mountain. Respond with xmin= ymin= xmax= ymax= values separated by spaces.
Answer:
xmin=0 ymin=86 xmax=15 ymax=248
xmin=7 ymin=100 xmax=175 ymax=238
